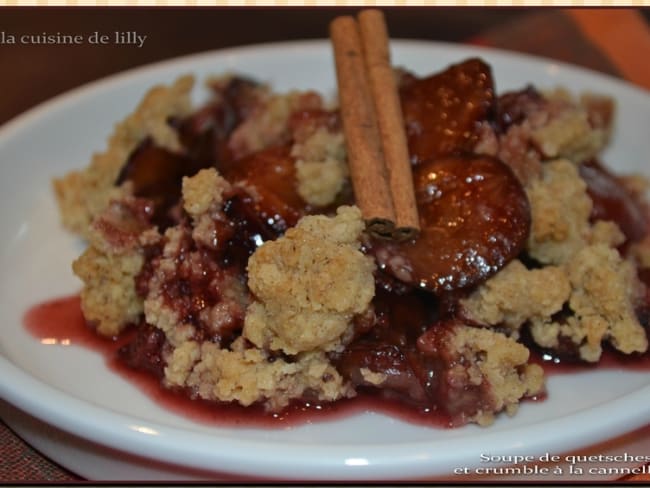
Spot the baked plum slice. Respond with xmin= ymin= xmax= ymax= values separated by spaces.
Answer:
xmin=116 ymin=77 xmax=263 ymax=229
xmin=221 ymin=145 xmax=310 ymax=234
xmin=219 ymin=188 xmax=287 ymax=269
xmin=579 ymin=159 xmax=648 ymax=244
xmin=333 ymin=286 xmax=438 ymax=406
xmin=494 ymin=85 xmax=546 ymax=132
xmin=116 ymin=139 xmax=210 ymax=229
xmin=400 ymin=58 xmax=495 ymax=164
xmin=175 ymin=76 xmax=262 ymax=166
xmin=118 ymin=322 xmax=167 ymax=379
xmin=373 ymin=154 xmax=530 ymax=293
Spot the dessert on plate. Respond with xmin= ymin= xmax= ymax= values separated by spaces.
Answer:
xmin=52 ymin=12 xmax=650 ymax=428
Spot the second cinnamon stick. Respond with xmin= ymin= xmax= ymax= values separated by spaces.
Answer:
xmin=359 ymin=9 xmax=420 ymax=240
xmin=330 ymin=15 xmax=396 ymax=239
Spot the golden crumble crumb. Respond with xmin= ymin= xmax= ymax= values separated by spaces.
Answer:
xmin=175 ymin=338 xmax=354 ymax=411
xmin=542 ymin=87 xmax=573 ymax=104
xmin=566 ymin=244 xmax=648 ymax=360
xmin=531 ymin=99 xmax=607 ymax=163
xmin=292 ymin=127 xmax=349 ymax=206
xmin=460 ymin=260 xmax=570 ymax=337
xmin=296 ymin=158 xmax=348 ymax=206
xmin=579 ymin=92 xmax=615 ymax=136
xmin=438 ymin=324 xmax=545 ymax=426
xmin=164 ymin=340 xmax=201 ymax=388
xmin=182 ymin=168 xmax=230 ymax=218
xmin=588 ymin=220 xmax=625 ymax=248
xmin=244 ymin=206 xmax=375 ymax=355
xmin=526 ymin=159 xmax=592 ymax=264
xmin=144 ymin=294 xmax=193 ymax=347
xmin=73 ymin=247 xmax=144 ymax=337
xmin=360 ymin=367 xmax=387 ymax=386
xmin=71 ymin=196 xmax=157 ymax=337
xmin=181 ymin=168 xmax=235 ymax=251
xmin=143 ymin=227 xmax=193 ymax=344
xmin=529 ymin=243 xmax=648 ymax=362
xmin=527 ymin=319 xmax=561 ymax=352
xmin=228 ymin=90 xmax=323 ymax=159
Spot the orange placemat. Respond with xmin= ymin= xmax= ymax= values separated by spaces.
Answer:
xmin=473 ymin=7 xmax=650 ymax=92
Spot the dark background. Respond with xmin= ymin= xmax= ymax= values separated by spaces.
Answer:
xmin=1 ymin=7 xmax=528 ymax=126
xmin=2 ymin=7 xmax=649 ymax=127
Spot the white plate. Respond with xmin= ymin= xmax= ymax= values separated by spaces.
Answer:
xmin=1 ymin=40 xmax=649 ymax=482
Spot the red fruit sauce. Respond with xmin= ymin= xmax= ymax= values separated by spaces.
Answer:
xmin=23 ymin=292 xmax=650 ymax=430
xmin=23 ymin=295 xmax=456 ymax=429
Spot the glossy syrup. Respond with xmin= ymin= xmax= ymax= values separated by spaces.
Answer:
xmin=23 ymin=295 xmax=456 ymax=429
xmin=530 ymin=348 xmax=650 ymax=375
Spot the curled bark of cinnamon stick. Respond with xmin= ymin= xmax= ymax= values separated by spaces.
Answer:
xmin=330 ymin=10 xmax=420 ymax=241
xmin=358 ymin=9 xmax=420 ymax=240
xmin=330 ymin=16 xmax=396 ymax=239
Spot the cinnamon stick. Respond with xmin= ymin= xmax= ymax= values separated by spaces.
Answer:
xmin=330 ymin=15 xmax=396 ymax=239
xmin=358 ymin=9 xmax=420 ymax=240
xmin=330 ymin=11 xmax=420 ymax=241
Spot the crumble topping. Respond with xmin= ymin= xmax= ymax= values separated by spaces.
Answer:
xmin=460 ymin=259 xmax=570 ymax=338
xmin=244 ymin=205 xmax=376 ymax=355
xmin=228 ymin=90 xmax=323 ymax=159
xmin=181 ymin=168 xmax=233 ymax=250
xmin=525 ymin=159 xmax=594 ymax=265
xmin=142 ymin=170 xmax=363 ymax=411
xmin=178 ymin=339 xmax=354 ymax=411
xmin=531 ymin=104 xmax=606 ymax=162
xmin=72 ymin=196 xmax=157 ymax=336
xmin=462 ymin=240 xmax=647 ymax=363
xmin=491 ymin=123 xmax=543 ymax=186
xmin=73 ymin=247 xmax=144 ymax=337
xmin=53 ymin=75 xmax=194 ymax=237
xmin=182 ymin=168 xmax=230 ymax=218
xmin=360 ymin=367 xmax=388 ymax=386
xmin=292 ymin=127 xmax=348 ymax=207
xmin=529 ymin=88 xmax=611 ymax=163
xmin=54 ymin=58 xmax=649 ymax=427
xmin=562 ymin=244 xmax=647 ymax=360
xmin=475 ymin=88 xmax=613 ymax=187
xmin=458 ymin=91 xmax=646 ymax=364
xmin=453 ymin=326 xmax=544 ymax=425
xmin=525 ymin=158 xmax=625 ymax=266
xmin=417 ymin=323 xmax=544 ymax=426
